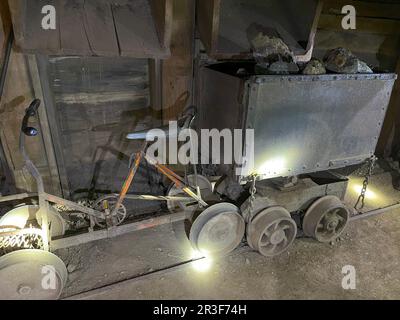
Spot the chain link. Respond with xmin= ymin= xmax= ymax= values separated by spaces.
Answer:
xmin=354 ymin=155 xmax=377 ymax=211
xmin=245 ymin=174 xmax=258 ymax=221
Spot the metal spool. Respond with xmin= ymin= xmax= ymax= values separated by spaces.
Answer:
xmin=303 ymin=195 xmax=349 ymax=243
xmin=189 ymin=203 xmax=245 ymax=255
xmin=0 ymin=249 xmax=67 ymax=300
xmin=246 ymin=206 xmax=297 ymax=257
xmin=0 ymin=227 xmax=45 ymax=255
xmin=93 ymin=195 xmax=127 ymax=228
xmin=167 ymin=174 xmax=213 ymax=213
xmin=0 ymin=205 xmax=66 ymax=238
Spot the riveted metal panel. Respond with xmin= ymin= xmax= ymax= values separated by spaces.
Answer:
xmin=241 ymin=74 xmax=397 ymax=182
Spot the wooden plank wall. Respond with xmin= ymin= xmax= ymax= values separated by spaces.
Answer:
xmin=7 ymin=0 xmax=172 ymax=58
xmin=43 ymin=56 xmax=162 ymax=206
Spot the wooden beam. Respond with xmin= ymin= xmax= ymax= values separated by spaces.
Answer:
xmin=35 ymin=55 xmax=71 ymax=198
xmin=161 ymin=0 xmax=195 ymax=123
xmin=149 ymin=58 xmax=163 ymax=112
xmin=27 ymin=55 xmax=63 ymax=197
xmin=196 ymin=0 xmax=220 ymax=54
xmin=0 ymin=0 xmax=11 ymax=61
xmin=149 ymin=0 xmax=173 ymax=49
xmin=0 ymin=136 xmax=15 ymax=194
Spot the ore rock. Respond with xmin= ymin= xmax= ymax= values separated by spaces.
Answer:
xmin=251 ymin=32 xmax=295 ymax=65
xmin=323 ymin=47 xmax=373 ymax=74
xmin=302 ymin=59 xmax=326 ymax=75
xmin=267 ymin=60 xmax=299 ymax=75
xmin=356 ymin=60 xmax=373 ymax=74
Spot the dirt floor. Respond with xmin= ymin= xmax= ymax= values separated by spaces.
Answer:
xmin=58 ymin=171 xmax=400 ymax=300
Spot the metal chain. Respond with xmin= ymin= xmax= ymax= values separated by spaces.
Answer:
xmin=245 ymin=174 xmax=258 ymax=222
xmin=354 ymin=155 xmax=377 ymax=210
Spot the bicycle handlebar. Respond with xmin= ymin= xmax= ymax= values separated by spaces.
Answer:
xmin=21 ymin=99 xmax=41 ymax=137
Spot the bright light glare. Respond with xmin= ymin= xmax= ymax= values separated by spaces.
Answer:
xmin=192 ymin=257 xmax=212 ymax=272
xmin=210 ymin=181 xmax=216 ymax=192
xmin=0 ymin=214 xmax=28 ymax=229
xmin=258 ymin=157 xmax=287 ymax=176
xmin=190 ymin=250 xmax=213 ymax=273
xmin=353 ymin=184 xmax=376 ymax=200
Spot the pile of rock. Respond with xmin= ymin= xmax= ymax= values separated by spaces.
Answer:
xmin=250 ymin=32 xmax=373 ymax=75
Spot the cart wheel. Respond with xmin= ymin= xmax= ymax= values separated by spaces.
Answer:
xmin=189 ymin=203 xmax=245 ymax=256
xmin=167 ymin=174 xmax=213 ymax=213
xmin=303 ymin=195 xmax=349 ymax=243
xmin=93 ymin=195 xmax=127 ymax=228
xmin=0 ymin=249 xmax=67 ymax=300
xmin=36 ymin=207 xmax=66 ymax=238
xmin=247 ymin=206 xmax=297 ymax=257
xmin=0 ymin=205 xmax=66 ymax=238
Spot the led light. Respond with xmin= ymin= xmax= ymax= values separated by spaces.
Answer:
xmin=258 ymin=157 xmax=287 ymax=176
xmin=353 ymin=184 xmax=376 ymax=200
xmin=190 ymin=250 xmax=212 ymax=273
xmin=192 ymin=257 xmax=212 ymax=272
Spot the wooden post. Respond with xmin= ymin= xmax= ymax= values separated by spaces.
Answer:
xmin=0 ymin=0 xmax=11 ymax=59
xmin=196 ymin=0 xmax=220 ymax=54
xmin=377 ymin=59 xmax=400 ymax=158
xmin=27 ymin=56 xmax=64 ymax=197
xmin=161 ymin=0 xmax=196 ymax=123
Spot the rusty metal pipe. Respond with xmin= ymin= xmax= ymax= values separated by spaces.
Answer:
xmin=111 ymin=151 xmax=143 ymax=220
xmin=0 ymin=193 xmax=37 ymax=203
xmin=350 ymin=202 xmax=400 ymax=221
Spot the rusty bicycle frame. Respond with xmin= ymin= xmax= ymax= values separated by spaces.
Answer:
xmin=0 ymin=100 xmax=209 ymax=250
xmin=110 ymin=141 xmax=208 ymax=224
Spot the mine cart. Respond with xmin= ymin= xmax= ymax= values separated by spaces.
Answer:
xmin=0 ymin=0 xmax=399 ymax=300
xmin=196 ymin=62 xmax=396 ymax=256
